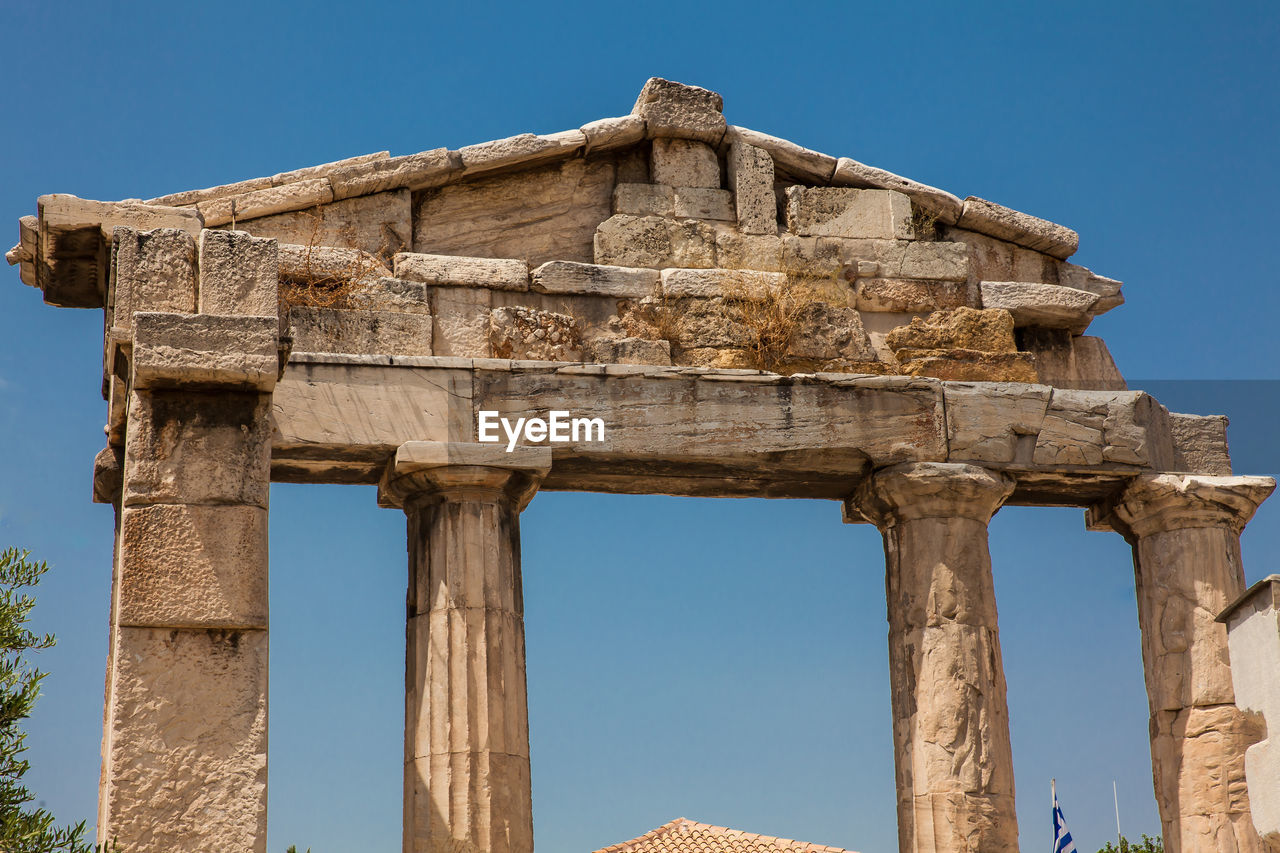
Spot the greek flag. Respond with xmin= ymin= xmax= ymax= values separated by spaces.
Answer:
xmin=1053 ymin=780 xmax=1077 ymax=853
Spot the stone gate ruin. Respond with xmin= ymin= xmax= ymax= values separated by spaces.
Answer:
xmin=8 ymin=78 xmax=1279 ymax=853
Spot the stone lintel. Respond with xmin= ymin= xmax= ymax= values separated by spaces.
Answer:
xmin=1087 ymin=473 xmax=1275 ymax=539
xmin=847 ymin=461 xmax=1015 ymax=527
xmin=1218 ymin=573 xmax=1280 ymax=625
xmin=132 ymin=312 xmax=279 ymax=392
xmin=378 ymin=441 xmax=551 ymax=510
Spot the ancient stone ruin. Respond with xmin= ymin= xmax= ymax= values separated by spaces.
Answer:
xmin=8 ymin=77 xmax=1278 ymax=853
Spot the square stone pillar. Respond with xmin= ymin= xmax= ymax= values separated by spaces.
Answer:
xmin=379 ymin=442 xmax=552 ymax=853
xmin=1089 ymin=474 xmax=1276 ymax=853
xmin=848 ymin=462 xmax=1019 ymax=853
xmin=98 ymin=228 xmax=279 ymax=852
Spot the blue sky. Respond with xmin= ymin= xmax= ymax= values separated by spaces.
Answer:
xmin=2 ymin=2 xmax=1279 ymax=852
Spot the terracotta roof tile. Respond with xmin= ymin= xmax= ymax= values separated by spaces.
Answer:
xmin=593 ymin=818 xmax=859 ymax=853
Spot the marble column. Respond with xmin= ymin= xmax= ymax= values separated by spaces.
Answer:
xmin=379 ymin=441 xmax=552 ymax=853
xmin=850 ymin=462 xmax=1020 ymax=853
xmin=1089 ymin=474 xmax=1275 ymax=853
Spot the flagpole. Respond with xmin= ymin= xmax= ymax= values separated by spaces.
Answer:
xmin=1051 ymin=778 xmax=1056 ymax=853
xmin=1113 ymin=780 xmax=1122 ymax=846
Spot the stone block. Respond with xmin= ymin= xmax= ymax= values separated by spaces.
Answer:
xmin=393 ymin=252 xmax=529 ymax=291
xmin=897 ymin=350 xmax=1039 ymax=384
xmin=785 ymin=187 xmax=914 ymax=240
xmin=728 ymin=142 xmax=777 ymax=234
xmin=980 ymin=281 xmax=1100 ymax=332
xmin=660 ymin=268 xmax=786 ymax=300
xmin=886 ymin=307 xmax=1018 ymax=354
xmin=856 ymin=278 xmax=968 ymax=313
xmin=132 ymin=312 xmax=279 ymax=391
xmin=1033 ymin=389 xmax=1150 ymax=467
xmin=1012 ymin=246 xmax=1059 ymax=285
xmin=149 ymin=176 xmax=275 ymax=209
xmin=489 ymin=306 xmax=581 ymax=361
xmin=673 ymin=187 xmax=734 ymax=220
xmin=289 ymin=307 xmax=433 ymax=356
xmin=227 ymin=189 xmax=412 ymax=257
xmin=326 ymin=148 xmax=461 ymax=199
xmin=414 ymin=157 xmax=614 ymax=267
xmin=1017 ymin=328 xmax=1127 ymax=391
xmin=898 ymin=241 xmax=971 ymax=282
xmin=832 ymin=157 xmax=964 ymax=225
xmin=593 ymin=215 xmax=715 ymax=269
xmin=584 ymin=336 xmax=672 ymax=366
xmin=118 ymin=504 xmax=268 ymax=629
xmin=270 ymin=151 xmax=390 ymax=186
xmin=581 ymin=115 xmax=647 ymax=152
xmin=1060 ymin=261 xmax=1125 ymax=312
xmin=123 ymin=389 xmax=272 ymax=508
xmin=714 ymin=231 xmax=782 ymax=271
xmin=198 ymin=230 xmax=278 ymax=317
xmin=788 ymin=303 xmax=877 ymax=362
xmin=945 ymin=382 xmax=1051 ymax=463
xmin=347 ymin=277 xmax=432 ymax=314
xmin=433 ymin=287 xmax=493 ymax=358
xmin=197 ymin=179 xmax=334 ymax=228
xmin=458 ymin=130 xmax=586 ymax=177
xmin=726 ymin=126 xmax=837 ymax=184
xmin=1169 ymin=414 xmax=1232 ymax=475
xmin=531 ymin=261 xmax=658 ymax=298
xmin=105 ymin=626 xmax=267 ymax=853
xmin=632 ymin=77 xmax=726 ymax=144
xmin=651 ymin=138 xmax=721 ymax=189
xmin=942 ymin=226 xmax=1016 ymax=283
xmin=111 ymin=228 xmax=198 ymax=337
xmin=614 ymin=182 xmax=675 ymax=217
xmin=957 ymin=196 xmax=1079 ymax=260
xmin=277 ymin=243 xmax=391 ymax=284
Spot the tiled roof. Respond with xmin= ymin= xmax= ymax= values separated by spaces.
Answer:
xmin=593 ymin=818 xmax=858 ymax=853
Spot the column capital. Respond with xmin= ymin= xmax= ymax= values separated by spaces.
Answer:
xmin=845 ymin=461 xmax=1014 ymax=528
xmin=377 ymin=441 xmax=552 ymax=511
xmin=1087 ymin=473 xmax=1275 ymax=539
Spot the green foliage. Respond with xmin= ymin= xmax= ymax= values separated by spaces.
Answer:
xmin=0 ymin=548 xmax=116 ymax=852
xmin=1098 ymin=835 xmax=1164 ymax=853
xmin=285 ymin=847 xmax=311 ymax=853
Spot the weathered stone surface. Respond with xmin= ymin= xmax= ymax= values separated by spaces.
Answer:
xmin=270 ymin=151 xmax=391 ymax=187
xmin=326 ymin=148 xmax=460 ymax=199
xmin=850 ymin=463 xmax=1019 ymax=853
xmin=957 ymin=196 xmax=1079 ymax=260
xmin=414 ymin=157 xmax=615 ymax=266
xmin=148 ymin=176 xmax=275 ymax=209
xmin=289 ymin=307 xmax=433 ymax=356
xmin=856 ymin=278 xmax=968 ymax=313
xmin=393 ymin=252 xmax=529 ymax=291
xmin=277 ymin=242 xmax=392 ymax=285
xmin=198 ymin=230 xmax=278 ymax=317
xmin=1017 ymin=328 xmax=1127 ymax=391
xmin=1169 ymin=414 xmax=1232 ymax=476
xmin=432 ymin=287 xmax=493 ymax=358
xmin=489 ymin=306 xmax=581 ymax=361
xmin=581 ymin=115 xmax=647 ymax=152
xmin=651 ymin=138 xmax=721 ymax=189
xmin=1060 ymin=261 xmax=1125 ymax=312
xmin=632 ymin=77 xmax=726 ymax=144
xmin=1220 ymin=576 xmax=1280 ymax=848
xmin=673 ymin=187 xmax=733 ymax=220
xmin=899 ymin=241 xmax=971 ymax=281
xmin=458 ymin=130 xmax=585 ymax=177
xmin=833 ymin=157 xmax=964 ymax=226
xmin=118 ymin=504 xmax=268 ymax=628
xmin=898 ymin=350 xmax=1039 ymax=384
xmin=593 ymin=214 xmax=716 ymax=269
xmin=583 ymin=335 xmax=672 ymax=366
xmin=785 ymin=187 xmax=914 ymax=240
xmin=981 ymin=281 xmax=1100 ymax=332
xmin=660 ymin=268 xmax=786 ymax=300
xmin=132 ymin=312 xmax=279 ymax=391
xmin=1032 ymin=389 xmax=1155 ymax=467
xmin=614 ymin=182 xmax=674 ymax=217
xmin=714 ymin=230 xmax=783 ymax=272
xmin=788 ymin=303 xmax=877 ymax=362
xmin=41 ymin=193 xmax=203 ymax=239
xmin=727 ymin=142 xmax=777 ymax=234
xmin=123 ymin=389 xmax=272 ymax=508
xmin=346 ymin=277 xmax=432 ymax=314
xmin=111 ymin=228 xmax=198 ymax=337
xmin=103 ymin=626 xmax=267 ymax=853
xmin=531 ymin=260 xmax=658 ymax=298
xmin=197 ymin=178 xmax=334 ymax=228
xmin=726 ymin=126 xmax=837 ymax=184
xmin=227 ymin=189 xmax=412 ymax=257
xmin=945 ymin=382 xmax=1052 ymax=464
xmin=886 ymin=307 xmax=1018 ymax=354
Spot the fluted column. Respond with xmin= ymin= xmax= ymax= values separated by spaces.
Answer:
xmin=1089 ymin=474 xmax=1275 ymax=853
xmin=379 ymin=441 xmax=551 ymax=853
xmin=849 ymin=462 xmax=1019 ymax=853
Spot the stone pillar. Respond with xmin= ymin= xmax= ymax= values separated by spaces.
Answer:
xmin=848 ymin=462 xmax=1019 ymax=853
xmin=379 ymin=441 xmax=552 ymax=853
xmin=98 ymin=228 xmax=279 ymax=852
xmin=1089 ymin=474 xmax=1276 ymax=853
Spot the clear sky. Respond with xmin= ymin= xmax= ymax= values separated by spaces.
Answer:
xmin=2 ymin=2 xmax=1278 ymax=852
